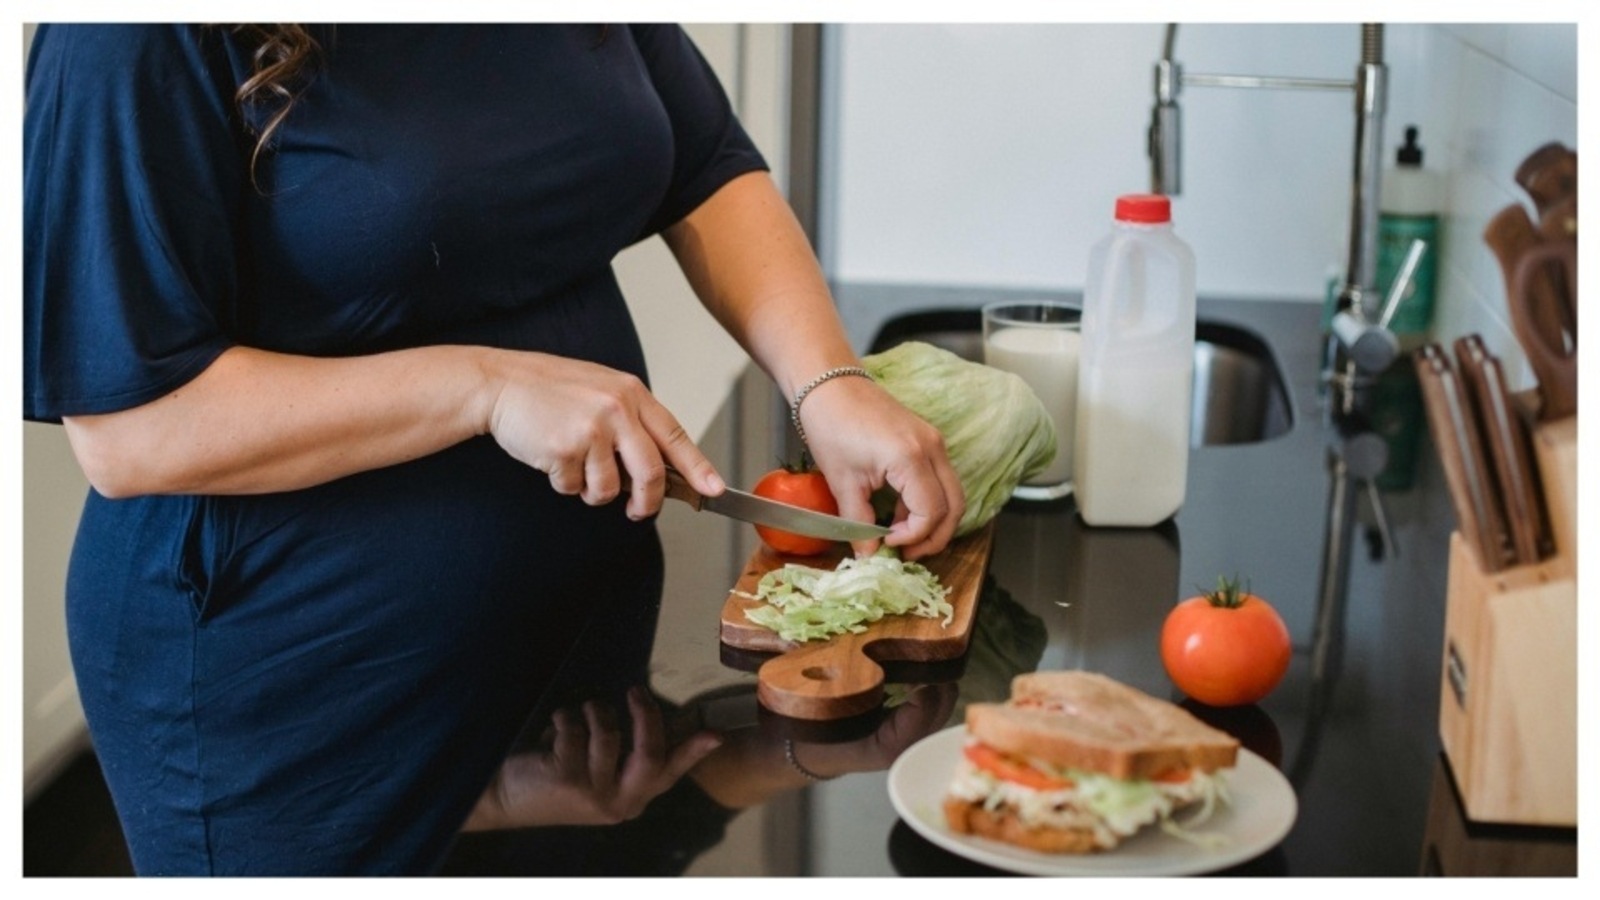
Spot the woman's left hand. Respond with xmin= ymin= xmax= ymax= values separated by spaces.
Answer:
xmin=660 ymin=171 xmax=963 ymax=559
xmin=796 ymin=374 xmax=964 ymax=560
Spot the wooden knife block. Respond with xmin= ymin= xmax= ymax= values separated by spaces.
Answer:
xmin=1437 ymin=416 xmax=1576 ymax=826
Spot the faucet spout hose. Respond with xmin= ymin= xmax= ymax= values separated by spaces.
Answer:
xmin=1151 ymin=24 xmax=1182 ymax=195
xmin=1343 ymin=26 xmax=1387 ymax=315
xmin=1152 ymin=24 xmax=1190 ymax=194
xmin=1149 ymin=86 xmax=1182 ymax=195
xmin=1361 ymin=23 xmax=1384 ymax=65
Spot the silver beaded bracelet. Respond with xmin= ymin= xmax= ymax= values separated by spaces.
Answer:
xmin=784 ymin=738 xmax=837 ymax=782
xmin=789 ymin=365 xmax=871 ymax=445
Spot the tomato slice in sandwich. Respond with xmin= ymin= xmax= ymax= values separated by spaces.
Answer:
xmin=963 ymin=743 xmax=1074 ymax=791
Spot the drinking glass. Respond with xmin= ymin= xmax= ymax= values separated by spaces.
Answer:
xmin=981 ymin=301 xmax=1082 ymax=501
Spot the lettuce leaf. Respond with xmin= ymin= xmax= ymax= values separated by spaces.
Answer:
xmin=863 ymin=341 xmax=1057 ymax=536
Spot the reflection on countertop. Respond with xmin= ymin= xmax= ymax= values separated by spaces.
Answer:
xmin=438 ymin=283 xmax=1577 ymax=876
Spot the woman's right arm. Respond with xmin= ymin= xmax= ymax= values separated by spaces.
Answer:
xmin=63 ymin=344 xmax=724 ymax=520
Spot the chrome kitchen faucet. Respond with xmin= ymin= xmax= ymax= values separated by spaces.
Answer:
xmin=1149 ymin=25 xmax=1427 ymax=688
xmin=1148 ymin=23 xmax=1411 ymax=416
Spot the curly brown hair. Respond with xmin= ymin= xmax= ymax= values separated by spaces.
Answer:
xmin=222 ymin=24 xmax=324 ymax=185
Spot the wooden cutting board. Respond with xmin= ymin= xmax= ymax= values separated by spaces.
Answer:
xmin=718 ymin=521 xmax=995 ymax=720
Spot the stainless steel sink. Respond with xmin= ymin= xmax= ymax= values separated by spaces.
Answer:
xmin=866 ymin=309 xmax=1293 ymax=446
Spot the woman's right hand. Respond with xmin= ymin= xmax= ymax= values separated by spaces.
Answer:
xmin=481 ymin=350 xmax=725 ymax=520
xmin=461 ymin=686 xmax=723 ymax=831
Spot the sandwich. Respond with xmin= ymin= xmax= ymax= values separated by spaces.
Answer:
xmin=943 ymin=670 xmax=1240 ymax=853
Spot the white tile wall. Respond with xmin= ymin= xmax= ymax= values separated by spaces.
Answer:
xmin=1403 ymin=24 xmax=1578 ymax=392
xmin=822 ymin=23 xmax=1578 ymax=392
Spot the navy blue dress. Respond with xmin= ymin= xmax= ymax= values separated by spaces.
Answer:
xmin=23 ymin=24 xmax=766 ymax=875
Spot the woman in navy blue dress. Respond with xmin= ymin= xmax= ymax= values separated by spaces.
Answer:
xmin=23 ymin=24 xmax=963 ymax=875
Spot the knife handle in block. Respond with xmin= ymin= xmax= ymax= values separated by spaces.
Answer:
xmin=1515 ymin=141 xmax=1577 ymax=219
xmin=1511 ymin=241 xmax=1578 ymax=422
xmin=1454 ymin=336 xmax=1547 ymax=567
xmin=1484 ymin=204 xmax=1571 ymax=405
xmin=1414 ymin=345 xmax=1508 ymax=572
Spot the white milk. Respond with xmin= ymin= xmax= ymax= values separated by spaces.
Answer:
xmin=984 ymin=325 xmax=1081 ymax=487
xmin=1074 ymin=193 xmax=1196 ymax=527
xmin=1073 ymin=360 xmax=1192 ymax=526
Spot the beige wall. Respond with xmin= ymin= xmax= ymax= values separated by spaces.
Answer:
xmin=23 ymin=20 xmax=95 ymax=798
xmin=617 ymin=24 xmax=790 ymax=441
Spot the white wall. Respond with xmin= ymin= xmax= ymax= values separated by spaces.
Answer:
xmin=821 ymin=22 xmax=1578 ymax=391
xmin=1396 ymin=24 xmax=1579 ymax=391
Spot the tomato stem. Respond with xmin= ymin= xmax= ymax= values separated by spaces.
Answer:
xmin=779 ymin=449 xmax=818 ymax=474
xmin=1202 ymin=574 xmax=1249 ymax=609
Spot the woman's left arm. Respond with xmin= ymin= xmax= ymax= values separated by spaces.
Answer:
xmin=662 ymin=171 xmax=963 ymax=559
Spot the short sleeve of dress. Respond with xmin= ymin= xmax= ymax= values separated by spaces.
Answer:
xmin=24 ymin=25 xmax=245 ymax=422
xmin=628 ymin=25 xmax=770 ymax=239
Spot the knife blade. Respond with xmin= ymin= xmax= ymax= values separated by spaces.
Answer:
xmin=1414 ymin=344 xmax=1511 ymax=572
xmin=660 ymin=468 xmax=890 ymax=542
xmin=1454 ymin=335 xmax=1548 ymax=567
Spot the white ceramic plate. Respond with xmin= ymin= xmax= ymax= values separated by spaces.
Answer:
xmin=888 ymin=725 xmax=1297 ymax=876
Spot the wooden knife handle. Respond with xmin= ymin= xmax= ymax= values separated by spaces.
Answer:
xmin=661 ymin=467 xmax=705 ymax=509
xmin=1488 ymin=356 xmax=1552 ymax=564
xmin=1450 ymin=338 xmax=1516 ymax=570
xmin=1538 ymin=195 xmax=1578 ymax=340
xmin=617 ymin=467 xmax=707 ymax=510
xmin=1414 ymin=345 xmax=1505 ymax=571
xmin=1515 ymin=141 xmax=1577 ymax=218
xmin=1511 ymin=240 xmax=1579 ymax=421
xmin=1540 ymin=193 xmax=1578 ymax=242
xmin=1485 ymin=204 xmax=1569 ymax=367
xmin=1455 ymin=336 xmax=1545 ymax=566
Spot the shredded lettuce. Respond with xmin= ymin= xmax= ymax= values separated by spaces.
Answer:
xmin=955 ymin=756 xmax=1232 ymax=848
xmin=1070 ymin=767 xmax=1231 ymax=844
xmin=1157 ymin=771 xmax=1231 ymax=848
xmin=737 ymin=548 xmax=953 ymax=642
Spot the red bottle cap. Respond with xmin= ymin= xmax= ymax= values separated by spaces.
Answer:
xmin=1115 ymin=194 xmax=1172 ymax=223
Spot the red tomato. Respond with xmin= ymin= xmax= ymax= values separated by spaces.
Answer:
xmin=1160 ymin=576 xmax=1291 ymax=707
xmin=751 ymin=466 xmax=840 ymax=556
xmin=963 ymin=743 xmax=1074 ymax=791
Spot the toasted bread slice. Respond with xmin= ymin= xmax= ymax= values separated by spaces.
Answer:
xmin=943 ymin=797 xmax=1104 ymax=854
xmin=965 ymin=670 xmax=1239 ymax=780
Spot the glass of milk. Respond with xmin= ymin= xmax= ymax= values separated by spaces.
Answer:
xmin=981 ymin=300 xmax=1081 ymax=501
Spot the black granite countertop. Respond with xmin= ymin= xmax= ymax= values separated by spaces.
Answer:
xmin=440 ymin=284 xmax=1577 ymax=877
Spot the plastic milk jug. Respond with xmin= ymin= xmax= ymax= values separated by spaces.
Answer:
xmin=1073 ymin=194 xmax=1196 ymax=527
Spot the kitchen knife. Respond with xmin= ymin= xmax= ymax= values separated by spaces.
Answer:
xmin=1453 ymin=335 xmax=1548 ymax=567
xmin=659 ymin=468 xmax=890 ymax=542
xmin=1414 ymin=344 xmax=1511 ymax=572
